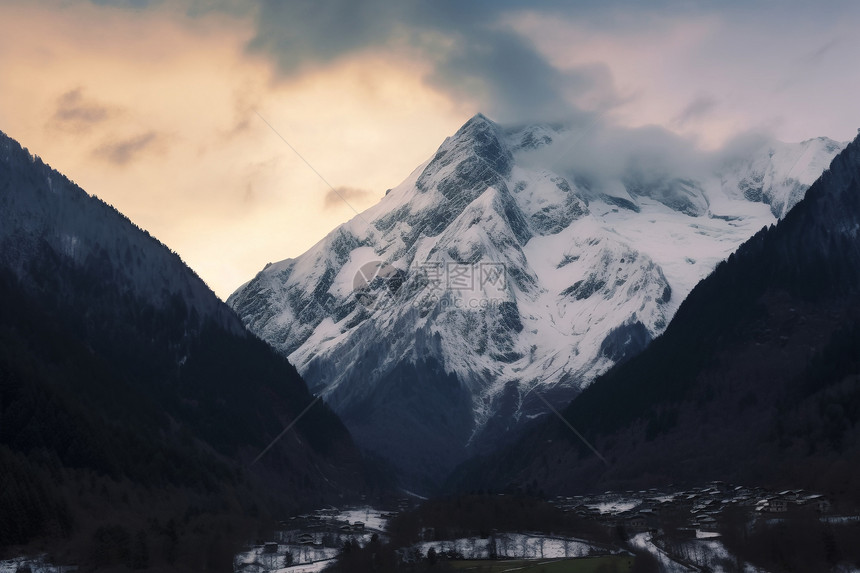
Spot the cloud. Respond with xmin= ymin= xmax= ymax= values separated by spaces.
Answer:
xmin=94 ymin=131 xmax=165 ymax=165
xmin=800 ymin=38 xmax=841 ymax=65
xmin=776 ymin=37 xmax=843 ymax=93
xmin=421 ymin=26 xmax=595 ymax=122
xmin=246 ymin=0 xmax=400 ymax=74
xmin=245 ymin=0 xmax=611 ymax=123
xmin=219 ymin=88 xmax=262 ymax=140
xmin=51 ymin=88 xmax=118 ymax=131
xmin=89 ymin=0 xmax=161 ymax=9
xmin=517 ymin=119 xmax=769 ymax=203
xmin=323 ymin=186 xmax=373 ymax=210
xmin=673 ymin=95 xmax=718 ymax=127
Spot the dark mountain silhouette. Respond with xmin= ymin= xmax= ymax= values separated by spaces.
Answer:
xmin=0 ymin=130 xmax=377 ymax=570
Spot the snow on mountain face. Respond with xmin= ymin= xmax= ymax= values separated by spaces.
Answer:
xmin=717 ymin=136 xmax=844 ymax=219
xmin=228 ymin=114 xmax=843 ymax=481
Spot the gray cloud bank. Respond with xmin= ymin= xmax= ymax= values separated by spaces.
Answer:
xmin=86 ymin=0 xmax=860 ymax=173
xmin=246 ymin=0 xmax=614 ymax=123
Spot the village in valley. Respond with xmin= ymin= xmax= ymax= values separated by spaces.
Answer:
xmin=0 ymin=484 xmax=848 ymax=573
xmin=226 ymin=482 xmax=850 ymax=573
xmin=553 ymin=481 xmax=834 ymax=533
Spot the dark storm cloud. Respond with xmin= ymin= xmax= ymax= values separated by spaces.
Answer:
xmin=87 ymin=0 xmax=859 ymax=126
xmin=78 ymin=0 xmax=860 ymax=145
xmin=246 ymin=0 xmax=401 ymax=73
xmin=421 ymin=27 xmax=592 ymax=122
xmin=245 ymin=0 xmax=611 ymax=123
xmin=94 ymin=131 xmax=164 ymax=166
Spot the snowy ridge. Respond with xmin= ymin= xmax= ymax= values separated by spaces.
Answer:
xmin=228 ymin=115 xmax=843 ymax=474
xmin=717 ymin=136 xmax=844 ymax=219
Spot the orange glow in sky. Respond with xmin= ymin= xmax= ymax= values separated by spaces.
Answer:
xmin=2 ymin=0 xmax=859 ymax=298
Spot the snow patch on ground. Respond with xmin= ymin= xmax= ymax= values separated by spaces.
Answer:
xmin=629 ymin=533 xmax=695 ymax=573
xmin=0 ymin=556 xmax=74 ymax=573
xmin=417 ymin=533 xmax=610 ymax=560
xmin=333 ymin=507 xmax=389 ymax=531
xmin=586 ymin=499 xmax=642 ymax=515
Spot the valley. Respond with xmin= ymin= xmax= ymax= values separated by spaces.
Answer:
xmin=228 ymin=483 xmax=859 ymax=573
xmin=3 ymin=8 xmax=860 ymax=566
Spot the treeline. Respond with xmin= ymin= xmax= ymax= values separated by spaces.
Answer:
xmin=0 ymin=250 xmax=368 ymax=567
xmin=326 ymin=494 xmax=658 ymax=573
xmin=0 ymin=267 xmax=260 ymax=568
xmin=0 ymin=446 xmax=72 ymax=547
xmin=718 ymin=506 xmax=860 ymax=572
xmin=387 ymin=494 xmax=610 ymax=547
xmin=325 ymin=534 xmax=455 ymax=573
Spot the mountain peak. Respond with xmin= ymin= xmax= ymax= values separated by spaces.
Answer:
xmin=415 ymin=113 xmax=512 ymax=197
xmin=460 ymin=112 xmax=496 ymax=130
xmin=454 ymin=112 xmax=504 ymax=149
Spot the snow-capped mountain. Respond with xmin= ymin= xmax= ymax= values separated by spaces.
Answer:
xmin=228 ymin=114 xmax=843 ymax=484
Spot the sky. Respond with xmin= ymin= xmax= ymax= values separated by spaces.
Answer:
xmin=2 ymin=0 xmax=859 ymax=299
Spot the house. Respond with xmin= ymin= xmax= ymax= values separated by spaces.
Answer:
xmin=768 ymin=498 xmax=788 ymax=513
xmin=777 ymin=490 xmax=803 ymax=503
xmin=639 ymin=508 xmax=656 ymax=515
xmin=618 ymin=513 xmax=648 ymax=530
xmin=697 ymin=515 xmax=718 ymax=531
xmin=627 ymin=515 xmax=646 ymax=528
xmin=800 ymin=494 xmax=831 ymax=513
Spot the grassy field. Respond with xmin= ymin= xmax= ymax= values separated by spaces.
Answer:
xmin=449 ymin=555 xmax=635 ymax=572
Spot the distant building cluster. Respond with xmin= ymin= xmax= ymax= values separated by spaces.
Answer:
xmin=551 ymin=481 xmax=833 ymax=534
